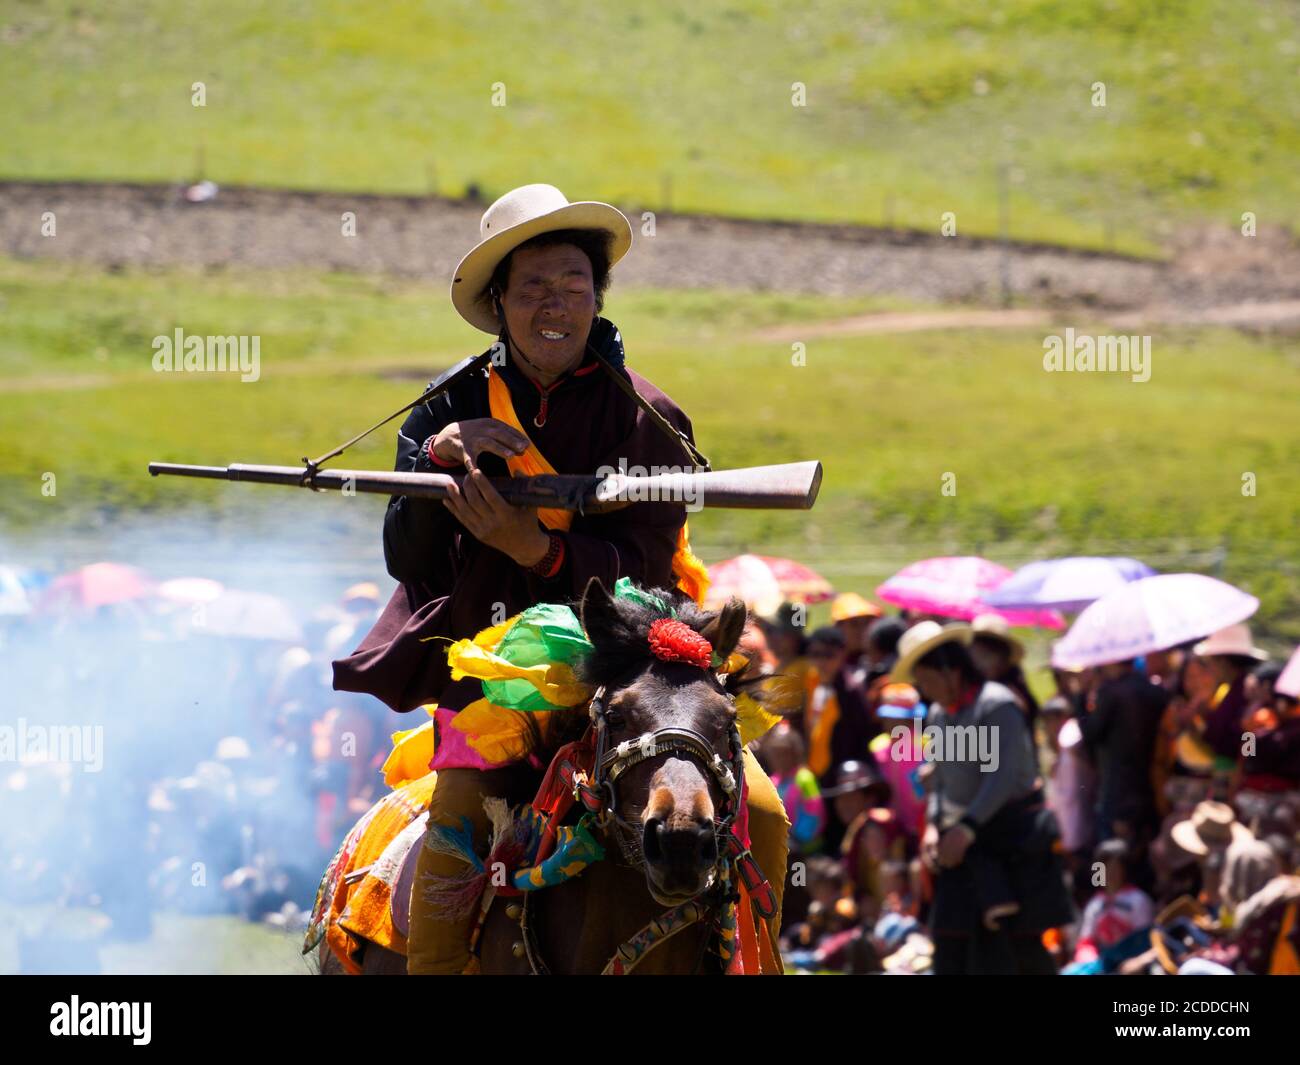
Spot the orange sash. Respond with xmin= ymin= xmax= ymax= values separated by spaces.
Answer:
xmin=486 ymin=365 xmax=710 ymax=606
xmin=487 ymin=365 xmax=573 ymax=533
xmin=806 ymin=673 xmax=841 ymax=778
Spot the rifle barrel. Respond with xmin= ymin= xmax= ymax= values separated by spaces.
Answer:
xmin=148 ymin=460 xmax=822 ymax=511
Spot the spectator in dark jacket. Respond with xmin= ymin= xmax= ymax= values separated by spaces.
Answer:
xmin=1078 ymin=660 xmax=1169 ymax=865
xmin=804 ymin=626 xmax=878 ymax=784
xmin=896 ymin=621 xmax=1072 ymax=975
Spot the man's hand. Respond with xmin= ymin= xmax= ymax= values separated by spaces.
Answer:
xmin=936 ymin=823 xmax=976 ymax=869
xmin=443 ymin=468 xmax=551 ymax=567
xmin=433 ymin=418 xmax=529 ymax=472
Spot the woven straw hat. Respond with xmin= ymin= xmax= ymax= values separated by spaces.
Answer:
xmin=890 ymin=621 xmax=974 ymax=684
xmin=450 ymin=183 xmax=633 ymax=333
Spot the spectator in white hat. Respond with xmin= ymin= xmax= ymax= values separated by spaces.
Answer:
xmin=1195 ymin=623 xmax=1269 ymax=761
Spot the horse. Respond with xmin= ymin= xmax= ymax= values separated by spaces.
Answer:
xmin=310 ymin=576 xmax=781 ymax=975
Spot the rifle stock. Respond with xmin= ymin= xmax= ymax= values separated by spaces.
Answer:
xmin=147 ymin=460 xmax=822 ymax=512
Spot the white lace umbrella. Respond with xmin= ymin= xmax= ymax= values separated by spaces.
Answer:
xmin=195 ymin=589 xmax=302 ymax=642
xmin=1051 ymin=573 xmax=1258 ymax=670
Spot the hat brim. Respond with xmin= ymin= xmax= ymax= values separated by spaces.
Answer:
xmin=877 ymin=704 xmax=924 ymax=720
xmin=974 ymin=630 xmax=1025 ymax=664
xmin=890 ymin=625 xmax=973 ymax=684
xmin=1192 ymin=639 xmax=1269 ymax=661
xmin=1170 ymin=818 xmax=1252 ymax=856
xmin=451 ymin=202 xmax=633 ymax=333
xmin=822 ymin=778 xmax=889 ymax=799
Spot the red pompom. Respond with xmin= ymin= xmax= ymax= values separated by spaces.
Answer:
xmin=647 ymin=618 xmax=714 ymax=669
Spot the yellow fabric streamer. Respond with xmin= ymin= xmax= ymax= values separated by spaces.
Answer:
xmin=734 ymin=691 xmax=781 ymax=746
xmin=446 ymin=638 xmax=593 ymax=707
xmin=449 ymin=698 xmax=558 ymax=765
xmin=672 ymin=523 xmax=710 ymax=607
xmin=382 ymin=708 xmax=437 ymax=789
xmin=720 ymin=652 xmax=749 ymax=676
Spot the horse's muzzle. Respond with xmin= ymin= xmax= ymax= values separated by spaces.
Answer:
xmin=641 ymin=816 xmax=719 ymax=899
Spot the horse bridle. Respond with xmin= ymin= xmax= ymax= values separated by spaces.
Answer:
xmin=516 ymin=681 xmax=747 ymax=975
xmin=584 ymin=683 xmax=745 ymax=871
xmin=583 ymin=682 xmax=781 ymax=923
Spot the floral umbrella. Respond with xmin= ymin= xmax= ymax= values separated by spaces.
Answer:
xmin=39 ymin=562 xmax=155 ymax=612
xmin=705 ymin=554 xmax=834 ymax=617
xmin=981 ymin=556 xmax=1156 ymax=613
xmin=876 ymin=556 xmax=1065 ymax=629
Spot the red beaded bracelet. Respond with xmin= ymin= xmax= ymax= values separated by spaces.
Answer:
xmin=528 ymin=533 xmax=565 ymax=578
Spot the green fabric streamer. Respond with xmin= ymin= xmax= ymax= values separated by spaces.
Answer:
xmin=479 ymin=579 xmax=677 ymax=712
xmin=481 ymin=602 xmax=592 ymax=711
xmin=613 ymin=576 xmax=674 ymax=617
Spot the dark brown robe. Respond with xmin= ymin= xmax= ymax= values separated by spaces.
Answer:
xmin=332 ymin=317 xmax=697 ymax=713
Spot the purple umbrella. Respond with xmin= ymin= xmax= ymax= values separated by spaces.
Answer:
xmin=876 ymin=556 xmax=1065 ymax=629
xmin=981 ymin=556 xmax=1156 ymax=613
xmin=1051 ymin=573 xmax=1258 ymax=670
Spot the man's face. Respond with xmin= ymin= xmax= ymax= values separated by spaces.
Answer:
xmin=912 ymin=663 xmax=960 ymax=709
xmin=836 ymin=616 xmax=874 ymax=655
xmin=833 ymin=789 xmax=870 ymax=825
xmin=500 ymin=243 xmax=597 ymax=376
xmin=1203 ymin=654 xmax=1237 ymax=685
xmin=808 ymin=641 xmax=846 ymax=679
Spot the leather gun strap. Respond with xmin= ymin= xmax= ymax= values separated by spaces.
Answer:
xmin=307 ymin=348 xmax=497 ymax=469
xmin=590 ymin=347 xmax=711 ymax=472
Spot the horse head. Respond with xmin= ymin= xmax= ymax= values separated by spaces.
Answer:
xmin=576 ymin=577 xmax=751 ymax=907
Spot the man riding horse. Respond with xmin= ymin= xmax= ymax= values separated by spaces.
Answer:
xmin=333 ymin=183 xmax=790 ymax=974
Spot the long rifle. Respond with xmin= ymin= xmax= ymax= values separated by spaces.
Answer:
xmin=147 ymin=460 xmax=822 ymax=513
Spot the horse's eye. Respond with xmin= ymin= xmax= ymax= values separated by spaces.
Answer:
xmin=604 ymin=708 xmax=624 ymax=729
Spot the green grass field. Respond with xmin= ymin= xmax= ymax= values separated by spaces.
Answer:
xmin=2 ymin=257 xmax=1297 ymax=646
xmin=3 ymin=0 xmax=1298 ymax=251
xmin=0 ymin=902 xmax=309 ymax=975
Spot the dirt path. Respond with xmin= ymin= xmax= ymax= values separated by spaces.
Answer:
xmin=4 ymin=180 xmax=1299 ymax=320
xmin=754 ymin=299 xmax=1300 ymax=341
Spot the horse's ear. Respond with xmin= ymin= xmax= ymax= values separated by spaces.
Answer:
xmin=700 ymin=596 xmax=747 ymax=662
xmin=578 ymin=576 xmax=619 ymax=645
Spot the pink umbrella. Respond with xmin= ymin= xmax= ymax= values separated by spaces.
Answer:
xmin=705 ymin=554 xmax=834 ymax=616
xmin=39 ymin=562 xmax=155 ymax=611
xmin=876 ymin=556 xmax=1065 ymax=629
xmin=1051 ymin=573 xmax=1259 ymax=670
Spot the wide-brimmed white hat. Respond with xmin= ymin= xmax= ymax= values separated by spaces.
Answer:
xmin=971 ymin=613 xmax=1025 ymax=664
xmin=1170 ymin=801 xmax=1253 ymax=856
xmin=890 ymin=620 xmax=973 ymax=684
xmin=1193 ymin=623 xmax=1269 ymax=661
xmin=450 ymin=183 xmax=633 ymax=333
